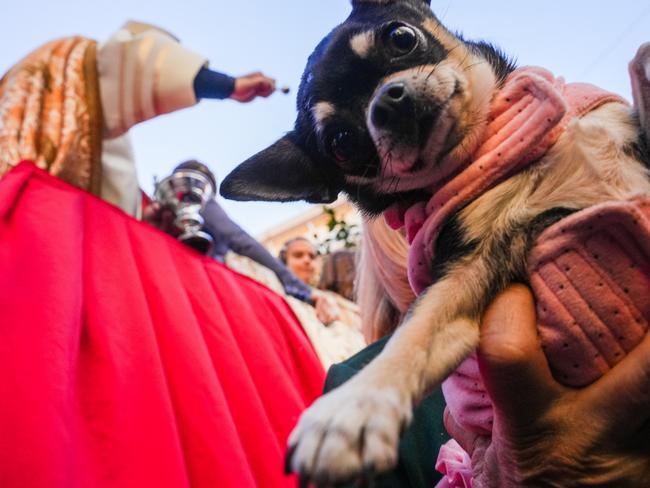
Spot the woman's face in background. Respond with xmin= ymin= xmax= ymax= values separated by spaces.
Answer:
xmin=285 ymin=239 xmax=317 ymax=284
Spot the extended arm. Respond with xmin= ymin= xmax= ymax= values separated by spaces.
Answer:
xmin=193 ymin=68 xmax=276 ymax=102
xmin=99 ymin=21 xmax=277 ymax=139
xmin=201 ymin=200 xmax=312 ymax=301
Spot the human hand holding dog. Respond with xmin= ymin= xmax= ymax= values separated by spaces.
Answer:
xmin=445 ymin=284 xmax=650 ymax=487
xmin=230 ymin=72 xmax=276 ymax=103
xmin=311 ymin=291 xmax=341 ymax=325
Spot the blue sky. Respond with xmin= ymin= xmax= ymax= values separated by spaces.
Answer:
xmin=2 ymin=1 xmax=649 ymax=235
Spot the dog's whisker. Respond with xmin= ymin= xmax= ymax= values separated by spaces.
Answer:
xmin=425 ymin=63 xmax=438 ymax=83
xmin=446 ymin=42 xmax=462 ymax=56
xmin=354 ymin=158 xmax=376 ymax=202
xmin=463 ymin=61 xmax=487 ymax=73
xmin=392 ymin=175 xmax=401 ymax=194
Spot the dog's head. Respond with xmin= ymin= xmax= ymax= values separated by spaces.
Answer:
xmin=221 ymin=0 xmax=515 ymax=215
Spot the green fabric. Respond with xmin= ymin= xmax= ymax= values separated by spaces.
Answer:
xmin=324 ymin=336 xmax=450 ymax=487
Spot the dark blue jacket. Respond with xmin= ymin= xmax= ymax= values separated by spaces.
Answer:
xmin=201 ymin=200 xmax=312 ymax=302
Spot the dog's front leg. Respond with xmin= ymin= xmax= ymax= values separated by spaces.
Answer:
xmin=287 ymin=259 xmax=491 ymax=485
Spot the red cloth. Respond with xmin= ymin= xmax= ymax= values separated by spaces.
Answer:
xmin=0 ymin=162 xmax=325 ymax=487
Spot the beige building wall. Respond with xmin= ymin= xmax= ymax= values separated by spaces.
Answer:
xmin=257 ymin=197 xmax=362 ymax=257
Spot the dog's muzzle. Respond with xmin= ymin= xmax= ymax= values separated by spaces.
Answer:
xmin=371 ymin=82 xmax=416 ymax=130
xmin=370 ymin=81 xmax=442 ymax=149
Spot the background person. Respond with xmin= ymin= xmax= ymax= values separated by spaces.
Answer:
xmin=277 ymin=236 xmax=366 ymax=369
xmin=144 ymin=160 xmax=312 ymax=302
xmin=317 ymin=248 xmax=357 ymax=302
xmin=279 ymin=237 xmax=341 ymax=325
xmin=98 ymin=20 xmax=276 ymax=218
xmin=145 ymin=167 xmax=367 ymax=370
xmin=0 ymin=20 xmax=278 ymax=219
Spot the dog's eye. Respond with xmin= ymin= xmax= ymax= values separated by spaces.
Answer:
xmin=386 ymin=24 xmax=418 ymax=55
xmin=328 ymin=130 xmax=357 ymax=163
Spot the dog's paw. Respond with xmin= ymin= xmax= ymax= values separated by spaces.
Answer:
xmin=286 ymin=383 xmax=412 ymax=485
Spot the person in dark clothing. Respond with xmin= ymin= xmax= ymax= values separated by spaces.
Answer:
xmin=202 ymin=197 xmax=312 ymax=302
xmin=145 ymin=161 xmax=312 ymax=303
xmin=136 ymin=38 xmax=305 ymax=299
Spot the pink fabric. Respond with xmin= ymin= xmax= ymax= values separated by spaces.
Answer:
xmin=384 ymin=67 xmax=626 ymax=294
xmin=530 ymin=199 xmax=650 ymax=385
xmin=439 ymin=105 xmax=649 ymax=438
xmin=441 ymin=198 xmax=650 ymax=439
xmin=438 ymin=200 xmax=650 ymax=445
xmin=441 ymin=353 xmax=492 ymax=436
xmin=435 ymin=439 xmax=473 ymax=488
xmin=0 ymin=162 xmax=326 ymax=487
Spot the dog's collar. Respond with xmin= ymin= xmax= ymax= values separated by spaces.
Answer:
xmin=383 ymin=67 xmax=627 ymax=294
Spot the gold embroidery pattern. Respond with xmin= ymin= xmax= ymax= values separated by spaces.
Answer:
xmin=0 ymin=37 xmax=102 ymax=194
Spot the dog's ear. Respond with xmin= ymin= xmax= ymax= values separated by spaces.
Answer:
xmin=220 ymin=134 xmax=340 ymax=204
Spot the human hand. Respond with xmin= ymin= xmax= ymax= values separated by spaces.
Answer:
xmin=282 ymin=281 xmax=312 ymax=303
xmin=445 ymin=284 xmax=650 ymax=487
xmin=230 ymin=72 xmax=276 ymax=103
xmin=142 ymin=202 xmax=180 ymax=237
xmin=312 ymin=292 xmax=341 ymax=325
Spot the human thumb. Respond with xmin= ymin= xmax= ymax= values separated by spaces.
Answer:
xmin=478 ymin=285 xmax=561 ymax=428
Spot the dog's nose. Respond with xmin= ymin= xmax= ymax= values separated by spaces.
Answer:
xmin=371 ymin=82 xmax=416 ymax=130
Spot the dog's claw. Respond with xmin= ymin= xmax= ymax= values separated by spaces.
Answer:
xmin=313 ymin=473 xmax=332 ymax=488
xmin=298 ymin=472 xmax=311 ymax=488
xmin=362 ymin=463 xmax=376 ymax=476
xmin=359 ymin=463 xmax=377 ymax=488
xmin=285 ymin=444 xmax=297 ymax=475
xmin=285 ymin=384 xmax=409 ymax=487
xmin=399 ymin=418 xmax=409 ymax=437
xmin=358 ymin=479 xmax=377 ymax=488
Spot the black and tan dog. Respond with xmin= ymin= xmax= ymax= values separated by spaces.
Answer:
xmin=221 ymin=0 xmax=650 ymax=483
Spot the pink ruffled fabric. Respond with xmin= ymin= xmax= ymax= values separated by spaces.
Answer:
xmin=530 ymin=199 xmax=650 ymax=385
xmin=440 ymin=353 xmax=492 ymax=436
xmin=435 ymin=440 xmax=473 ymax=488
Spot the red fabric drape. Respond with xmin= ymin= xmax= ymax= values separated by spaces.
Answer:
xmin=0 ymin=162 xmax=325 ymax=487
